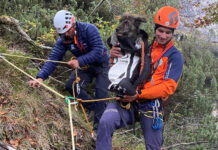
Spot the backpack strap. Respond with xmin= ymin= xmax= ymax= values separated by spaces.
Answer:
xmin=134 ymin=37 xmax=152 ymax=88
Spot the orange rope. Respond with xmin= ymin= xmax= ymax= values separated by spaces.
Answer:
xmin=78 ymin=97 xmax=118 ymax=103
xmin=71 ymin=69 xmax=119 ymax=134
xmin=71 ymin=69 xmax=93 ymax=134
xmin=79 ymin=103 xmax=94 ymax=136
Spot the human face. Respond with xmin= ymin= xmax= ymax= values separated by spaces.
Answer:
xmin=155 ymin=27 xmax=173 ymax=45
xmin=60 ymin=27 xmax=76 ymax=43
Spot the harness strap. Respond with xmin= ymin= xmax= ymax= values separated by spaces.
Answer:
xmin=116 ymin=102 xmax=129 ymax=129
xmin=130 ymin=104 xmax=136 ymax=135
xmin=151 ymin=46 xmax=168 ymax=65
xmin=139 ymin=110 xmax=163 ymax=119
xmin=151 ymin=38 xmax=174 ymax=66
xmin=139 ymin=41 xmax=144 ymax=75
xmin=118 ymin=102 xmax=137 ymax=135
xmin=120 ymin=102 xmax=131 ymax=110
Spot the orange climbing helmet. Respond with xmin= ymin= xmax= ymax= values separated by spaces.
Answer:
xmin=154 ymin=6 xmax=180 ymax=29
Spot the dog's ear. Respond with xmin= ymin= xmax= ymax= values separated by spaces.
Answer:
xmin=135 ymin=16 xmax=147 ymax=27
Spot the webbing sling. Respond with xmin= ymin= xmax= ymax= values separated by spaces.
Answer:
xmin=116 ymin=102 xmax=129 ymax=129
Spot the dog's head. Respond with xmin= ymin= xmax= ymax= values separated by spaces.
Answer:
xmin=116 ymin=13 xmax=146 ymax=39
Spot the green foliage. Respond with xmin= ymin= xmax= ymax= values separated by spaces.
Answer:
xmin=163 ymin=32 xmax=218 ymax=149
xmin=0 ymin=44 xmax=7 ymax=53
xmin=93 ymin=0 xmax=180 ymax=42
xmin=211 ymin=76 xmax=217 ymax=95
xmin=94 ymin=17 xmax=118 ymax=46
xmin=36 ymin=28 xmax=58 ymax=46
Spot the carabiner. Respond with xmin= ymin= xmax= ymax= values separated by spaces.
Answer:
xmin=76 ymin=83 xmax=80 ymax=95
xmin=151 ymin=99 xmax=162 ymax=130
xmin=152 ymin=117 xmax=162 ymax=130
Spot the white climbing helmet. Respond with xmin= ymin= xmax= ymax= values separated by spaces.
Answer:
xmin=53 ymin=10 xmax=76 ymax=34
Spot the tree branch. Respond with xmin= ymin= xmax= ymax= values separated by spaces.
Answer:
xmin=88 ymin=0 xmax=105 ymax=17
xmin=0 ymin=15 xmax=52 ymax=50
xmin=0 ymin=140 xmax=17 ymax=150
xmin=162 ymin=141 xmax=208 ymax=150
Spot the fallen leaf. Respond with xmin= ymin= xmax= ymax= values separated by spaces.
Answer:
xmin=73 ymin=130 xmax=78 ymax=136
xmin=9 ymin=139 xmax=19 ymax=147
xmin=35 ymin=117 xmax=39 ymax=122
xmin=26 ymin=135 xmax=36 ymax=145
xmin=0 ymin=111 xmax=7 ymax=115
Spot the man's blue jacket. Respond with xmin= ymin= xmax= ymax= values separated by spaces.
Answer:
xmin=37 ymin=21 xmax=109 ymax=80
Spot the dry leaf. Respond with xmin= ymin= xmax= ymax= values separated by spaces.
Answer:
xmin=49 ymin=102 xmax=59 ymax=109
xmin=76 ymin=143 xmax=81 ymax=147
xmin=73 ymin=130 xmax=78 ymax=136
xmin=0 ymin=111 xmax=6 ymax=115
xmin=9 ymin=139 xmax=19 ymax=147
xmin=26 ymin=135 xmax=36 ymax=145
xmin=35 ymin=117 xmax=39 ymax=122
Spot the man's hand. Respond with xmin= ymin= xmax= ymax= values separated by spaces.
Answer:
xmin=117 ymin=93 xmax=138 ymax=102
xmin=28 ymin=78 xmax=43 ymax=88
xmin=68 ymin=59 xmax=79 ymax=69
xmin=110 ymin=43 xmax=122 ymax=58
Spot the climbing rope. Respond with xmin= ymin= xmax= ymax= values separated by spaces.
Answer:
xmin=65 ymin=97 xmax=78 ymax=150
xmin=1 ymin=56 xmax=66 ymax=98
xmin=0 ymin=53 xmax=118 ymax=149
xmin=71 ymin=69 xmax=94 ymax=135
xmin=2 ymin=53 xmax=68 ymax=64
xmin=0 ymin=55 xmax=77 ymax=150
xmin=71 ymin=68 xmax=119 ymax=135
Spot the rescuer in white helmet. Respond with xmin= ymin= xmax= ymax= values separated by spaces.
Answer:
xmin=29 ymin=10 xmax=110 ymax=130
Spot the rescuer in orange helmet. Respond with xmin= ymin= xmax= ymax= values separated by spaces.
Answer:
xmin=96 ymin=6 xmax=184 ymax=150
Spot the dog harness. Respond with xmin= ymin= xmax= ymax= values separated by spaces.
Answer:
xmin=108 ymin=30 xmax=151 ymax=97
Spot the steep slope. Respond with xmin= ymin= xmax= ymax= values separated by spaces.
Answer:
xmin=0 ymin=39 xmax=95 ymax=150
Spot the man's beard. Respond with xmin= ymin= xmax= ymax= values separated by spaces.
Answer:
xmin=60 ymin=34 xmax=74 ymax=44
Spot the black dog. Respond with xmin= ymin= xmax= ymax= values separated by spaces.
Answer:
xmin=108 ymin=13 xmax=151 ymax=97
xmin=110 ymin=13 xmax=146 ymax=51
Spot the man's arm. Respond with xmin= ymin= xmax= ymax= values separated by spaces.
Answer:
xmin=138 ymin=51 xmax=184 ymax=100
xmin=36 ymin=38 xmax=66 ymax=80
xmin=28 ymin=39 xmax=66 ymax=88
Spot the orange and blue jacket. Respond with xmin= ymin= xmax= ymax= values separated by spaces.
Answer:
xmin=138 ymin=39 xmax=184 ymax=101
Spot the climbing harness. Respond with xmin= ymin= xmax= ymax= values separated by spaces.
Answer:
xmin=138 ymin=100 xmax=163 ymax=131
xmin=120 ymin=101 xmax=131 ymax=110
